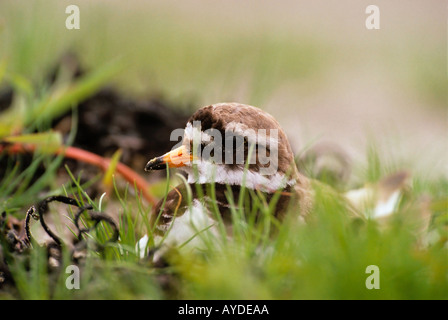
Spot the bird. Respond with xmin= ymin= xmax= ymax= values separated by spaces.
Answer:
xmin=137 ymin=102 xmax=410 ymax=257
xmin=138 ymin=102 xmax=313 ymax=257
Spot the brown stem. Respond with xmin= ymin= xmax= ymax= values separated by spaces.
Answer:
xmin=0 ymin=143 xmax=157 ymax=205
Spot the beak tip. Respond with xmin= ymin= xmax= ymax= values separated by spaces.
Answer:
xmin=144 ymin=160 xmax=155 ymax=171
xmin=144 ymin=157 xmax=166 ymax=171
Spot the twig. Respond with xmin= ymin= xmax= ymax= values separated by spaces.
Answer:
xmin=0 ymin=142 xmax=157 ymax=205
xmin=25 ymin=196 xmax=119 ymax=244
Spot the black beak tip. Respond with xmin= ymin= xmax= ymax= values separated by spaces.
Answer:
xmin=144 ymin=157 xmax=166 ymax=171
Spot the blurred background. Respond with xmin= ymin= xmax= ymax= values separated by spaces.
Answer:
xmin=0 ymin=0 xmax=446 ymax=180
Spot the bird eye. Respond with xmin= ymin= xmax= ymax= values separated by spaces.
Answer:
xmin=187 ymin=140 xmax=207 ymax=156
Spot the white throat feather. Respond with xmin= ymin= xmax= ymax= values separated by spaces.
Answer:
xmin=181 ymin=160 xmax=296 ymax=193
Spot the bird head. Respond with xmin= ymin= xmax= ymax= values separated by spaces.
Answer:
xmin=145 ymin=103 xmax=302 ymax=193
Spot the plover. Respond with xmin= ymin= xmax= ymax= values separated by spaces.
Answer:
xmin=140 ymin=103 xmax=312 ymax=254
xmin=138 ymin=102 xmax=410 ymax=257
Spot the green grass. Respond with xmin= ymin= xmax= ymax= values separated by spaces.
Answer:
xmin=2 ymin=162 xmax=447 ymax=300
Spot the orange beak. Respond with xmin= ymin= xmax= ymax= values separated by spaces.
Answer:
xmin=144 ymin=145 xmax=193 ymax=171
